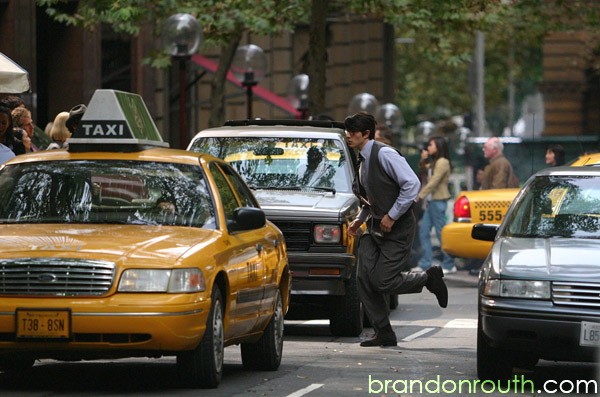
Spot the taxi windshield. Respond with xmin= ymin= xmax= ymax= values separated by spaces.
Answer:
xmin=504 ymin=175 xmax=600 ymax=239
xmin=0 ymin=160 xmax=216 ymax=228
xmin=190 ymin=137 xmax=351 ymax=192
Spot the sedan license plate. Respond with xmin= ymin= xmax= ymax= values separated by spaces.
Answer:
xmin=580 ymin=321 xmax=600 ymax=347
xmin=16 ymin=309 xmax=70 ymax=339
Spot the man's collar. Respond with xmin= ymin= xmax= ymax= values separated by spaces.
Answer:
xmin=359 ymin=139 xmax=374 ymax=158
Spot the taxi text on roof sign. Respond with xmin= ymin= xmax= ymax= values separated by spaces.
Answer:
xmin=69 ymin=89 xmax=169 ymax=148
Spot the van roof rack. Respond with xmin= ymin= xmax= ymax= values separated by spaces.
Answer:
xmin=224 ymin=119 xmax=345 ymax=130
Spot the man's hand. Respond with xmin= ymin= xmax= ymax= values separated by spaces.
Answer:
xmin=380 ymin=214 xmax=396 ymax=233
xmin=348 ymin=219 xmax=363 ymax=237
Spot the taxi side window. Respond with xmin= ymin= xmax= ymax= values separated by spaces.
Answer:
xmin=216 ymin=163 xmax=259 ymax=209
xmin=209 ymin=162 xmax=239 ymax=223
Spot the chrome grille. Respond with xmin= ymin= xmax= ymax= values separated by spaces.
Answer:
xmin=0 ymin=258 xmax=115 ymax=296
xmin=271 ymin=221 xmax=311 ymax=251
xmin=552 ymin=281 xmax=600 ymax=309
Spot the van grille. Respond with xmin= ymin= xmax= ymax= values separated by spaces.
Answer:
xmin=552 ymin=282 xmax=600 ymax=309
xmin=0 ymin=258 xmax=115 ymax=296
xmin=271 ymin=221 xmax=311 ymax=251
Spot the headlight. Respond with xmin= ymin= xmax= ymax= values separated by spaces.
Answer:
xmin=483 ymin=279 xmax=550 ymax=299
xmin=314 ymin=224 xmax=341 ymax=243
xmin=118 ymin=268 xmax=205 ymax=293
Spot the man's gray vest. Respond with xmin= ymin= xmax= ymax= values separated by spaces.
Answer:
xmin=363 ymin=141 xmax=401 ymax=219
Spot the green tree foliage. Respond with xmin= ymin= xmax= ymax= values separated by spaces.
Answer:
xmin=341 ymin=0 xmax=599 ymax=132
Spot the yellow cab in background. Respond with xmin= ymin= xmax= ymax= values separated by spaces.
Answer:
xmin=441 ymin=152 xmax=600 ymax=260
xmin=0 ymin=90 xmax=290 ymax=388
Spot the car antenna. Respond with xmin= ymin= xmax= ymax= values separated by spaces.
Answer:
xmin=530 ymin=112 xmax=535 ymax=175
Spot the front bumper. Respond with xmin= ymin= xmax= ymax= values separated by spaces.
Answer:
xmin=288 ymin=252 xmax=355 ymax=296
xmin=480 ymin=296 xmax=599 ymax=362
xmin=0 ymin=293 xmax=210 ymax=360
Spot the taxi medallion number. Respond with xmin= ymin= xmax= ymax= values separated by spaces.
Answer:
xmin=478 ymin=210 xmax=503 ymax=222
xmin=580 ymin=321 xmax=600 ymax=346
xmin=16 ymin=309 xmax=71 ymax=339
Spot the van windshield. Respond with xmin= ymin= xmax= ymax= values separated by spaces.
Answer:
xmin=190 ymin=137 xmax=352 ymax=192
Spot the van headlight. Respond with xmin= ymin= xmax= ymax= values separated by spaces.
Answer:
xmin=483 ymin=279 xmax=550 ymax=299
xmin=314 ymin=224 xmax=341 ymax=244
xmin=118 ymin=268 xmax=205 ymax=292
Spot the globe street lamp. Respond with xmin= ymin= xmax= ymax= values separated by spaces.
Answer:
xmin=347 ymin=93 xmax=379 ymax=116
xmin=287 ymin=74 xmax=309 ymax=119
xmin=162 ymin=13 xmax=202 ymax=148
xmin=231 ymin=44 xmax=267 ymax=119
xmin=376 ymin=103 xmax=404 ymax=145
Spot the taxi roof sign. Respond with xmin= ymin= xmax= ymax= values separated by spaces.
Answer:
xmin=69 ymin=89 xmax=169 ymax=150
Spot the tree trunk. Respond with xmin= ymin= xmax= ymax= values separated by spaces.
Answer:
xmin=307 ymin=0 xmax=328 ymax=117
xmin=209 ymin=32 xmax=242 ymax=128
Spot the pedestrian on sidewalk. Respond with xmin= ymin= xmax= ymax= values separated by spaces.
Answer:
xmin=345 ymin=112 xmax=448 ymax=348
xmin=416 ymin=136 xmax=456 ymax=274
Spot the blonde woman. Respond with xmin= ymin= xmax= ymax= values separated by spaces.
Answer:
xmin=46 ymin=112 xmax=71 ymax=150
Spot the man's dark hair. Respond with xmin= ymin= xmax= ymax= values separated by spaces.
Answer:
xmin=344 ymin=112 xmax=376 ymax=139
xmin=0 ymin=95 xmax=25 ymax=110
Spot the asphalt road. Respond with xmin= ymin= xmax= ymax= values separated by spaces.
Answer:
xmin=0 ymin=274 xmax=597 ymax=396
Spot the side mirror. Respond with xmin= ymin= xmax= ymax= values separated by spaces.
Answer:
xmin=472 ymin=223 xmax=499 ymax=242
xmin=230 ymin=207 xmax=266 ymax=232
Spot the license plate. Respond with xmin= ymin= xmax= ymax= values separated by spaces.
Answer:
xmin=16 ymin=309 xmax=71 ymax=339
xmin=580 ymin=321 xmax=600 ymax=347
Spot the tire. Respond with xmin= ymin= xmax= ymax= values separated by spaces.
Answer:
xmin=389 ymin=294 xmax=399 ymax=310
xmin=476 ymin=316 xmax=512 ymax=380
xmin=329 ymin=267 xmax=363 ymax=337
xmin=241 ymin=290 xmax=284 ymax=371
xmin=177 ymin=287 xmax=224 ymax=388
xmin=0 ymin=357 xmax=34 ymax=373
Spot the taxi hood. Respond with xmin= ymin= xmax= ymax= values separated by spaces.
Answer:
xmin=496 ymin=237 xmax=600 ymax=281
xmin=253 ymin=190 xmax=358 ymax=219
xmin=0 ymin=224 xmax=217 ymax=266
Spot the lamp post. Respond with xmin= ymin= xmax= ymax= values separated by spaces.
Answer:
xmin=162 ymin=13 xmax=202 ymax=148
xmin=287 ymin=74 xmax=310 ymax=119
xmin=347 ymin=93 xmax=379 ymax=116
xmin=231 ymin=44 xmax=267 ymax=119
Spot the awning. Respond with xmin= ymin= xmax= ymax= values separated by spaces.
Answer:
xmin=0 ymin=52 xmax=30 ymax=94
xmin=191 ymin=54 xmax=300 ymax=117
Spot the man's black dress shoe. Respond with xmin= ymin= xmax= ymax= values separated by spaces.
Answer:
xmin=425 ymin=266 xmax=448 ymax=308
xmin=360 ymin=325 xmax=397 ymax=347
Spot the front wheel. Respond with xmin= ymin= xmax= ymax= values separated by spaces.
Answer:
xmin=329 ymin=267 xmax=363 ymax=337
xmin=477 ymin=316 xmax=512 ymax=380
xmin=389 ymin=294 xmax=399 ymax=310
xmin=241 ymin=289 xmax=284 ymax=370
xmin=177 ymin=287 xmax=224 ymax=388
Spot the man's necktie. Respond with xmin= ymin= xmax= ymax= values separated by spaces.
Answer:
xmin=353 ymin=153 xmax=368 ymax=206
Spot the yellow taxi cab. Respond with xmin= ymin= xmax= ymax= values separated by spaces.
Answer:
xmin=0 ymin=89 xmax=290 ymax=388
xmin=441 ymin=152 xmax=600 ymax=260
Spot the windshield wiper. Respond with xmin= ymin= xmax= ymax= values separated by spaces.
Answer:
xmin=254 ymin=185 xmax=336 ymax=194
